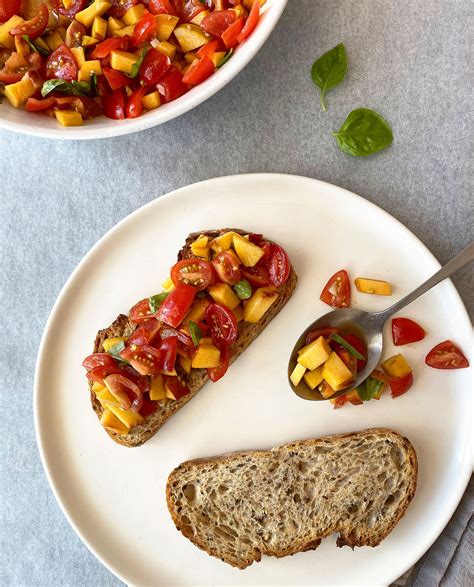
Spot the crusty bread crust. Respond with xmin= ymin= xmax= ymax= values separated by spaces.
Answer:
xmin=166 ymin=428 xmax=418 ymax=569
xmin=89 ymin=229 xmax=297 ymax=447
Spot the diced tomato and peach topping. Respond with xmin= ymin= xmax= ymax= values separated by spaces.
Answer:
xmin=0 ymin=0 xmax=264 ymax=126
xmin=82 ymin=231 xmax=292 ymax=435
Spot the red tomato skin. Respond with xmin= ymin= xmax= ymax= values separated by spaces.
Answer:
xmin=156 ymin=67 xmax=188 ymax=103
xmin=164 ymin=376 xmax=190 ymax=400
xmin=425 ymin=340 xmax=469 ymax=369
xmin=9 ymin=3 xmax=49 ymax=39
xmin=103 ymin=67 xmax=130 ymax=90
xmin=212 ymin=251 xmax=241 ymax=285
xmin=103 ymin=88 xmax=126 ymax=120
xmin=320 ymin=269 xmax=351 ymax=309
xmin=263 ymin=243 xmax=290 ymax=287
xmin=237 ymin=0 xmax=259 ymax=42
xmin=339 ymin=333 xmax=367 ymax=371
xmin=149 ymin=0 xmax=177 ymax=15
xmin=132 ymin=13 xmax=156 ymax=47
xmin=108 ymin=0 xmax=137 ymax=18
xmin=126 ymin=86 xmax=146 ymax=119
xmin=182 ymin=55 xmax=214 ymax=85
xmin=201 ymin=10 xmax=236 ymax=37
xmin=221 ymin=16 xmax=245 ymax=49
xmin=171 ymin=259 xmax=213 ymax=291
xmin=156 ymin=284 xmax=196 ymax=328
xmin=139 ymin=398 xmax=158 ymax=417
xmin=25 ymin=97 xmax=57 ymax=112
xmin=207 ymin=344 xmax=230 ymax=382
xmin=197 ymin=39 xmax=222 ymax=58
xmin=91 ymin=37 xmax=129 ymax=59
xmin=392 ymin=317 xmax=426 ymax=346
xmin=129 ymin=298 xmax=155 ymax=323
xmin=128 ymin=320 xmax=161 ymax=346
xmin=46 ymin=44 xmax=78 ymax=82
xmin=0 ymin=0 xmax=21 ymax=23
xmin=82 ymin=353 xmax=117 ymax=372
xmin=241 ymin=265 xmax=270 ymax=287
xmin=390 ymin=372 xmax=414 ymax=398
xmin=139 ymin=47 xmax=170 ymax=86
xmin=305 ymin=327 xmax=339 ymax=345
xmin=86 ymin=364 xmax=124 ymax=384
xmin=179 ymin=0 xmax=206 ymax=22
xmin=205 ymin=303 xmax=238 ymax=347
xmin=51 ymin=0 xmax=87 ymax=18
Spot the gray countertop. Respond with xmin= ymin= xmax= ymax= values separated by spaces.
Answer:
xmin=1 ymin=1 xmax=472 ymax=585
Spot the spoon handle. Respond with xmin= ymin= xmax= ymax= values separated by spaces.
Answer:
xmin=375 ymin=241 xmax=474 ymax=321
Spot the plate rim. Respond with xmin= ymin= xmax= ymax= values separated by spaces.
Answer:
xmin=33 ymin=173 xmax=472 ymax=585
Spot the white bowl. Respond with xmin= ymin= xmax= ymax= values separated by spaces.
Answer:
xmin=0 ymin=1 xmax=287 ymax=140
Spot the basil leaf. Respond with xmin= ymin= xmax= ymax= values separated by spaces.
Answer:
xmin=233 ymin=279 xmax=252 ymax=300
xmin=331 ymin=334 xmax=365 ymax=361
xmin=149 ymin=291 xmax=169 ymax=313
xmin=188 ymin=321 xmax=202 ymax=346
xmin=90 ymin=72 xmax=98 ymax=96
xmin=217 ymin=49 xmax=233 ymax=68
xmin=107 ymin=340 xmax=126 ymax=356
xmin=311 ymin=43 xmax=347 ymax=112
xmin=129 ymin=46 xmax=149 ymax=78
xmin=332 ymin=108 xmax=393 ymax=157
xmin=41 ymin=78 xmax=92 ymax=98
xmin=22 ymin=34 xmax=50 ymax=56
xmin=357 ymin=376 xmax=384 ymax=401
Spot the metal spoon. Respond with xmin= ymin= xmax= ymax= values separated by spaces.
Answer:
xmin=288 ymin=241 xmax=474 ymax=401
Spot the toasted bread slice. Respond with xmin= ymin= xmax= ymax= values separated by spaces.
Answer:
xmin=90 ymin=229 xmax=297 ymax=447
xmin=166 ymin=428 xmax=418 ymax=569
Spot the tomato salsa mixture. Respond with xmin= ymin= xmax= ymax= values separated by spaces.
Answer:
xmin=290 ymin=267 xmax=469 ymax=409
xmin=0 ymin=0 xmax=263 ymax=126
xmin=82 ymin=231 xmax=292 ymax=436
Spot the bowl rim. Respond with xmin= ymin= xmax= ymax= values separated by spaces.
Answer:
xmin=0 ymin=0 xmax=287 ymax=141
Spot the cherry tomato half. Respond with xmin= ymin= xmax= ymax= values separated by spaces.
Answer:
xmin=149 ymin=0 xmax=177 ymax=15
xmin=221 ymin=16 xmax=244 ymax=49
xmin=127 ymin=320 xmax=161 ymax=346
xmin=121 ymin=344 xmax=165 ymax=377
xmin=156 ymin=67 xmax=188 ymax=103
xmin=129 ymin=298 xmax=155 ymax=323
xmin=0 ymin=0 xmax=21 ymax=23
xmin=207 ymin=344 xmax=230 ymax=382
xmin=182 ymin=55 xmax=214 ymax=85
xmin=180 ymin=0 xmax=206 ymax=22
xmin=205 ymin=303 xmax=238 ymax=348
xmin=91 ymin=37 xmax=129 ymax=59
xmin=156 ymin=284 xmax=196 ymax=328
xmin=389 ymin=372 xmax=414 ymax=398
xmin=392 ymin=317 xmax=426 ymax=346
xmin=425 ymin=340 xmax=469 ymax=369
xmin=25 ymin=97 xmax=57 ymax=112
xmin=201 ymin=10 xmax=236 ymax=37
xmin=103 ymin=88 xmax=126 ymax=119
xmin=262 ymin=243 xmax=291 ymax=287
xmin=212 ymin=251 xmax=241 ymax=285
xmin=126 ymin=85 xmax=146 ymax=119
xmin=46 ymin=44 xmax=78 ymax=82
xmin=65 ymin=21 xmax=86 ymax=48
xmin=82 ymin=353 xmax=117 ymax=372
xmin=139 ymin=47 xmax=170 ymax=86
xmin=103 ymin=66 xmax=130 ymax=90
xmin=9 ymin=3 xmax=49 ymax=39
xmin=104 ymin=373 xmax=143 ymax=412
xmin=171 ymin=259 xmax=213 ymax=291
xmin=320 ymin=269 xmax=351 ymax=308
xmin=132 ymin=13 xmax=156 ymax=47
xmin=236 ymin=0 xmax=259 ymax=42
xmin=241 ymin=265 xmax=270 ymax=287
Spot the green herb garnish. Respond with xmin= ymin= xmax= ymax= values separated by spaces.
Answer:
xmin=149 ymin=292 xmax=169 ymax=313
xmin=331 ymin=334 xmax=366 ymax=361
xmin=41 ymin=79 xmax=93 ymax=98
xmin=107 ymin=340 xmax=126 ymax=356
xmin=129 ymin=46 xmax=149 ymax=78
xmin=233 ymin=279 xmax=252 ymax=300
xmin=188 ymin=321 xmax=203 ymax=346
xmin=356 ymin=376 xmax=385 ymax=401
xmin=311 ymin=43 xmax=347 ymax=112
xmin=217 ymin=49 xmax=233 ymax=68
xmin=332 ymin=108 xmax=393 ymax=157
xmin=22 ymin=34 xmax=50 ymax=56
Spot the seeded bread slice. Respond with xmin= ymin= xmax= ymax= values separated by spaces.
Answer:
xmin=89 ymin=229 xmax=297 ymax=447
xmin=166 ymin=428 xmax=418 ymax=569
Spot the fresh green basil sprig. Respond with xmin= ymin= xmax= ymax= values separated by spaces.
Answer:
xmin=356 ymin=376 xmax=385 ymax=401
xmin=332 ymin=108 xmax=393 ymax=157
xmin=41 ymin=79 xmax=94 ymax=98
xmin=311 ymin=43 xmax=347 ymax=112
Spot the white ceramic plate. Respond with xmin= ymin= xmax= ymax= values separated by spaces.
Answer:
xmin=35 ymin=174 xmax=472 ymax=586
xmin=0 ymin=1 xmax=286 ymax=140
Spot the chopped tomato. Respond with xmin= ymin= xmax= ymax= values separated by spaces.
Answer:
xmin=320 ymin=269 xmax=351 ymax=308
xmin=25 ymin=97 xmax=57 ymax=112
xmin=109 ymin=0 xmax=137 ymax=18
xmin=132 ymin=13 xmax=156 ymax=47
xmin=139 ymin=47 xmax=170 ymax=86
xmin=51 ymin=0 xmax=86 ymax=18
xmin=0 ymin=0 xmax=21 ymax=23
xmin=126 ymin=85 xmax=146 ymax=118
xmin=103 ymin=66 xmax=130 ymax=90
xmin=212 ymin=251 xmax=241 ymax=285
xmin=179 ymin=0 xmax=206 ymax=22
xmin=335 ymin=348 xmax=357 ymax=375
xmin=127 ymin=320 xmax=161 ymax=346
xmin=164 ymin=376 xmax=190 ymax=400
xmin=82 ymin=353 xmax=117 ymax=372
xmin=91 ymin=37 xmax=129 ymax=59
xmin=121 ymin=344 xmax=163 ymax=376
xmin=159 ymin=336 xmax=178 ymax=372
xmin=46 ymin=44 xmax=78 ymax=82
xmin=236 ymin=0 xmax=259 ymax=42
xmin=156 ymin=284 xmax=196 ymax=328
xmin=103 ymin=88 xmax=126 ymax=119
xmin=305 ymin=327 xmax=339 ymax=345
xmin=64 ymin=20 xmax=86 ymax=48
xmin=332 ymin=394 xmax=349 ymax=409
xmin=72 ymin=96 xmax=103 ymax=119
xmin=197 ymin=39 xmax=222 ymax=58
xmin=182 ymin=55 xmax=214 ymax=85
xmin=337 ymin=333 xmax=366 ymax=371
xmin=425 ymin=340 xmax=469 ymax=369
xmin=160 ymin=326 xmax=194 ymax=357
xmin=392 ymin=317 xmax=426 ymax=346
xmin=104 ymin=373 xmax=143 ymax=412
xmin=86 ymin=363 xmax=124 ymax=384
xmin=205 ymin=303 xmax=238 ymax=348
xmin=149 ymin=0 xmax=177 ymax=16
xmin=171 ymin=259 xmax=213 ymax=291
xmin=0 ymin=51 xmax=37 ymax=83
xmin=261 ymin=243 xmax=291 ymax=287
xmin=139 ymin=398 xmax=159 ymax=417
xmin=389 ymin=372 xmax=414 ymax=398
xmin=221 ymin=16 xmax=245 ymax=49
xmin=241 ymin=265 xmax=270 ymax=287
xmin=248 ymin=233 xmax=264 ymax=245
xmin=130 ymin=298 xmax=155 ymax=323
xmin=156 ymin=67 xmax=188 ymax=103
xmin=201 ymin=10 xmax=236 ymax=37
xmin=207 ymin=344 xmax=230 ymax=382
xmin=9 ymin=3 xmax=49 ymax=39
